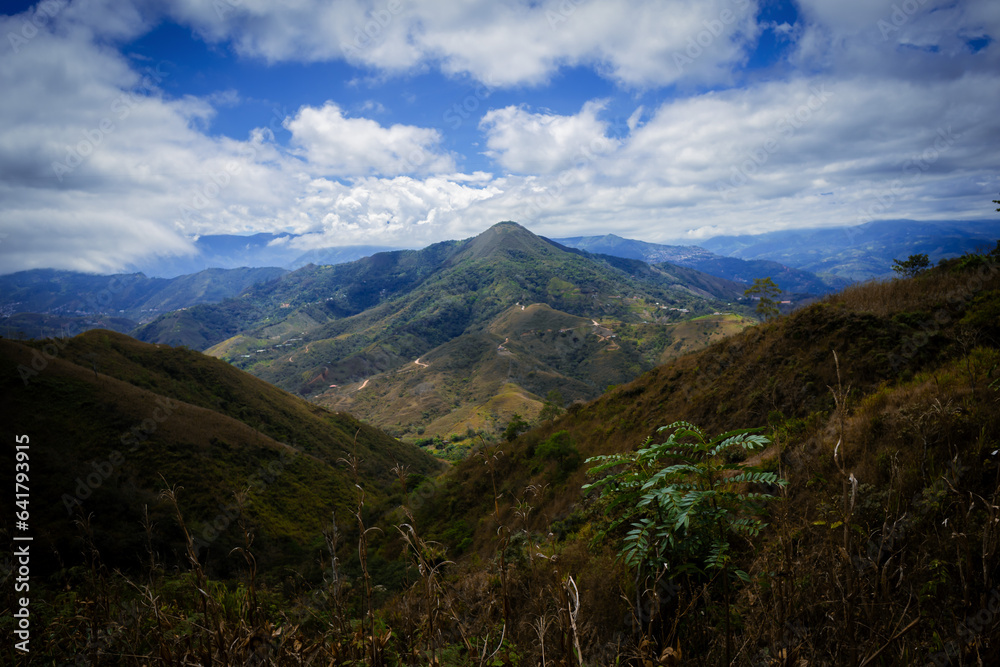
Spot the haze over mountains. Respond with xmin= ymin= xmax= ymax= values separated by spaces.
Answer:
xmin=698 ymin=219 xmax=1000 ymax=281
xmin=555 ymin=234 xmax=850 ymax=294
xmin=0 ymin=267 xmax=288 ymax=337
xmin=120 ymin=232 xmax=399 ymax=278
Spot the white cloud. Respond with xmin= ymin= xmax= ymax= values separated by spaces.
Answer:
xmin=161 ymin=0 xmax=763 ymax=88
xmin=1 ymin=0 xmax=999 ymax=274
xmin=286 ymin=102 xmax=455 ymax=177
xmin=792 ymin=0 xmax=1000 ymax=78
xmin=480 ymin=101 xmax=618 ymax=174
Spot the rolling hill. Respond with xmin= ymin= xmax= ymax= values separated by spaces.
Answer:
xmin=0 ymin=329 xmax=440 ymax=579
xmin=10 ymin=241 xmax=1000 ymax=665
xmin=406 ymin=244 xmax=1000 ymax=662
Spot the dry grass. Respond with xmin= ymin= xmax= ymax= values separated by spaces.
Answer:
xmin=826 ymin=258 xmax=1000 ymax=317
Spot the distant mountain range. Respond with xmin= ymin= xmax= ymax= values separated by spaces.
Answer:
xmin=0 ymin=266 xmax=288 ymax=336
xmin=132 ymin=222 xmax=752 ymax=440
xmin=555 ymin=234 xmax=850 ymax=294
xmin=114 ymin=219 xmax=1000 ymax=283
xmin=0 ymin=266 xmax=292 ymax=339
xmin=120 ymin=218 xmax=1000 ymax=286
xmin=122 ymin=232 xmax=399 ymax=278
xmin=697 ymin=218 xmax=1000 ymax=281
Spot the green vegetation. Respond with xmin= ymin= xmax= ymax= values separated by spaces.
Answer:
xmin=6 ymin=239 xmax=1000 ymax=664
xmin=586 ymin=421 xmax=782 ymax=579
xmin=891 ymin=252 xmax=931 ymax=277
xmin=503 ymin=412 xmax=530 ymax=441
xmin=0 ymin=266 xmax=287 ymax=332
xmin=744 ymin=276 xmax=782 ymax=320
xmin=533 ymin=429 xmax=581 ymax=480
xmin=586 ymin=421 xmax=784 ymax=662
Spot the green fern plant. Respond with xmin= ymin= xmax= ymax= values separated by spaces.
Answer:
xmin=584 ymin=420 xmax=786 ymax=660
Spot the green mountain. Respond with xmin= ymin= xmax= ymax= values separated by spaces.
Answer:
xmin=10 ymin=243 xmax=1000 ymax=665
xmin=556 ymin=232 xmax=850 ymax=294
xmin=134 ymin=222 xmax=751 ymax=438
xmin=0 ymin=329 xmax=440 ymax=579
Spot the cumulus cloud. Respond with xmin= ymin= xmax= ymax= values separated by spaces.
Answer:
xmin=286 ymin=102 xmax=455 ymax=177
xmin=161 ymin=0 xmax=762 ymax=88
xmin=480 ymin=101 xmax=619 ymax=174
xmin=1 ymin=0 xmax=999 ymax=274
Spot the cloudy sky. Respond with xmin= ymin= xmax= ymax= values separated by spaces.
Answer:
xmin=1 ymin=0 xmax=998 ymax=274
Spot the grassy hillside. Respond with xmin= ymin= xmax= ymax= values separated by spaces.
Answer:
xmin=5 ymin=246 xmax=999 ymax=665
xmin=407 ymin=246 xmax=1000 ymax=663
xmin=0 ymin=329 xmax=439 ymax=580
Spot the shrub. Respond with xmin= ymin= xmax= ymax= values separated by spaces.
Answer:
xmin=534 ymin=430 xmax=581 ymax=480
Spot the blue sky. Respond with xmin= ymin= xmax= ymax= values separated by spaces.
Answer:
xmin=1 ymin=0 xmax=998 ymax=274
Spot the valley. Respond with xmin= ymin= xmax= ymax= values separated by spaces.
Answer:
xmin=3 ymin=243 xmax=998 ymax=664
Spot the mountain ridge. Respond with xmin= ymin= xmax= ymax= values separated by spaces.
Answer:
xmin=136 ymin=222 xmax=752 ymax=440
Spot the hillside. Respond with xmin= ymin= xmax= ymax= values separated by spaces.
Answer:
xmin=557 ymin=233 xmax=848 ymax=294
xmin=407 ymin=245 xmax=1000 ymax=663
xmin=8 ymin=245 xmax=1000 ymax=665
xmin=0 ymin=329 xmax=440 ymax=580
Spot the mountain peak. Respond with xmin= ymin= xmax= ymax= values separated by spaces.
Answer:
xmin=459 ymin=221 xmax=555 ymax=262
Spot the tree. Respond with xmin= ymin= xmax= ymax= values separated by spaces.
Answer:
xmin=891 ymin=253 xmax=930 ymax=278
xmin=502 ymin=413 xmax=530 ymax=442
xmin=584 ymin=421 xmax=785 ymax=660
xmin=744 ymin=277 xmax=781 ymax=320
xmin=538 ymin=389 xmax=564 ymax=421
